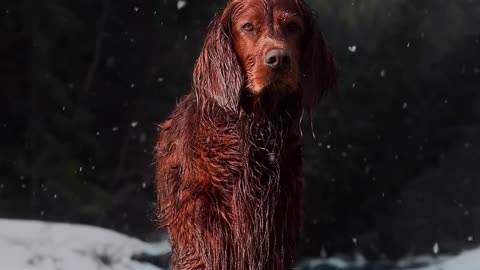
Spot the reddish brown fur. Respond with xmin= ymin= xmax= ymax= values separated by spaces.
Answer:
xmin=154 ymin=0 xmax=338 ymax=269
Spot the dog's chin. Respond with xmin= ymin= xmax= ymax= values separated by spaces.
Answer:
xmin=248 ymin=77 xmax=298 ymax=98
xmin=241 ymin=78 xmax=298 ymax=114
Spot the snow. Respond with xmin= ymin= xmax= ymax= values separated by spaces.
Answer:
xmin=432 ymin=242 xmax=439 ymax=254
xmin=303 ymin=253 xmax=367 ymax=269
xmin=0 ymin=219 xmax=169 ymax=270
xmin=1 ymin=219 xmax=479 ymax=270
xmin=300 ymin=249 xmax=480 ymax=270
xmin=401 ymin=248 xmax=480 ymax=270
xmin=177 ymin=0 xmax=187 ymax=10
xmin=380 ymin=69 xmax=387 ymax=77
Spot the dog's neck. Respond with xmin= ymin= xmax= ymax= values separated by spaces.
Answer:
xmin=194 ymin=90 xmax=302 ymax=147
xmin=239 ymin=89 xmax=301 ymax=118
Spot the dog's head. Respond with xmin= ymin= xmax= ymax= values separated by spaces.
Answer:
xmin=193 ymin=0 xmax=338 ymax=111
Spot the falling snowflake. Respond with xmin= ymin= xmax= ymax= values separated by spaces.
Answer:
xmin=433 ymin=242 xmax=439 ymax=254
xmin=320 ymin=247 xmax=327 ymax=258
xmin=177 ymin=0 xmax=187 ymax=10
xmin=380 ymin=69 xmax=387 ymax=77
xmin=133 ymin=6 xmax=139 ymax=12
xmin=131 ymin=121 xmax=139 ymax=128
xmin=348 ymin=45 xmax=357 ymax=53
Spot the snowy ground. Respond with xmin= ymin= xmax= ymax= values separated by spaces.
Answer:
xmin=297 ymin=250 xmax=480 ymax=270
xmin=0 ymin=219 xmax=169 ymax=270
xmin=0 ymin=219 xmax=479 ymax=270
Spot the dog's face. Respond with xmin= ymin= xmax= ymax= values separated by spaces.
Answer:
xmin=231 ymin=0 xmax=304 ymax=96
xmin=192 ymin=0 xmax=338 ymax=112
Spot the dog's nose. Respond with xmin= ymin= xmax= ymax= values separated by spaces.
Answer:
xmin=264 ymin=49 xmax=291 ymax=70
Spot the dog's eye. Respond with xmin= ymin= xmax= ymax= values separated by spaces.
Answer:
xmin=286 ymin=22 xmax=301 ymax=33
xmin=242 ymin=23 xmax=254 ymax=32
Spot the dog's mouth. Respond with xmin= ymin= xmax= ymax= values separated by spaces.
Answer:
xmin=262 ymin=72 xmax=298 ymax=94
xmin=247 ymin=70 xmax=298 ymax=94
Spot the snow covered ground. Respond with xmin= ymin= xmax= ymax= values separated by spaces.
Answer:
xmin=297 ymin=252 xmax=480 ymax=270
xmin=401 ymin=249 xmax=480 ymax=270
xmin=298 ymin=250 xmax=480 ymax=270
xmin=0 ymin=219 xmax=169 ymax=270
xmin=0 ymin=219 xmax=479 ymax=270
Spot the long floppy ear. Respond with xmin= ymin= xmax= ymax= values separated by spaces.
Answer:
xmin=300 ymin=8 xmax=339 ymax=110
xmin=192 ymin=7 xmax=244 ymax=112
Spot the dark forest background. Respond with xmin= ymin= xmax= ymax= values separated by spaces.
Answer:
xmin=2 ymin=0 xmax=480 ymax=262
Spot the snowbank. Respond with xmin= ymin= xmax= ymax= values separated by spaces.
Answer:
xmin=400 ymin=248 xmax=480 ymax=270
xmin=1 ymin=218 xmax=479 ymax=270
xmin=0 ymin=219 xmax=169 ymax=270
xmin=299 ymin=249 xmax=480 ymax=270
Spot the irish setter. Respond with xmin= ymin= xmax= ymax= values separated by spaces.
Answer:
xmin=155 ymin=0 xmax=338 ymax=269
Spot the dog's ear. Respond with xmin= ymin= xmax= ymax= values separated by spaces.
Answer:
xmin=192 ymin=7 xmax=243 ymax=112
xmin=300 ymin=9 xmax=339 ymax=110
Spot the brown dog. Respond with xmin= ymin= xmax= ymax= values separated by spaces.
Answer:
xmin=155 ymin=0 xmax=338 ymax=269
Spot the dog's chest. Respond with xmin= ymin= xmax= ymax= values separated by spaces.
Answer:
xmin=191 ymin=121 xmax=292 ymax=184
